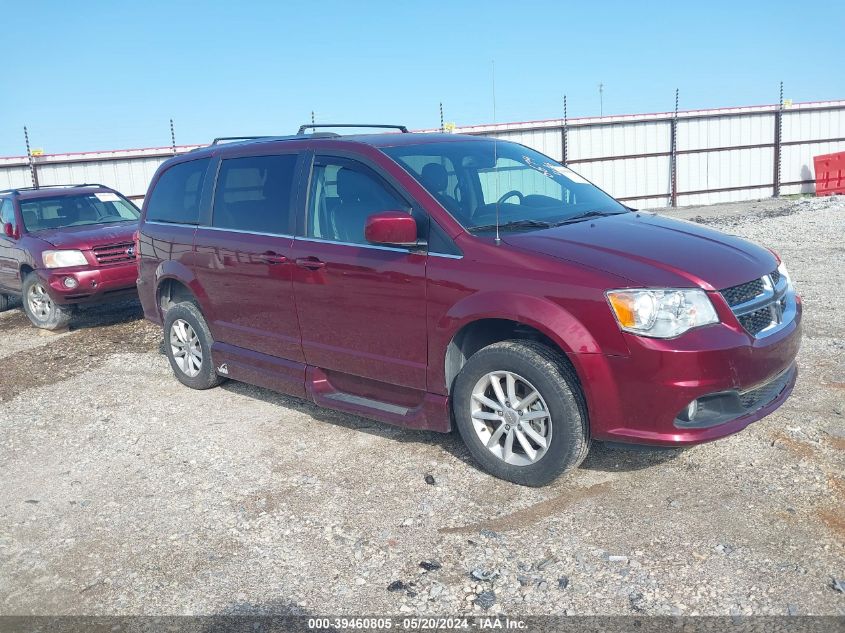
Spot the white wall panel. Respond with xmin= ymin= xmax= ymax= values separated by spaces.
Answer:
xmin=2 ymin=102 xmax=844 ymax=208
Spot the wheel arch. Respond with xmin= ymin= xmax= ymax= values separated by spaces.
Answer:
xmin=154 ymin=260 xmax=209 ymax=317
xmin=439 ymin=293 xmax=600 ymax=396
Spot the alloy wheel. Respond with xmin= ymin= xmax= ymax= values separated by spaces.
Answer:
xmin=470 ymin=371 xmax=552 ymax=466
xmin=27 ymin=282 xmax=53 ymax=321
xmin=170 ymin=319 xmax=203 ymax=377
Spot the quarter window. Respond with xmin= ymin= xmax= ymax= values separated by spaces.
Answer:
xmin=146 ymin=158 xmax=210 ymax=224
xmin=211 ymin=154 xmax=297 ymax=234
xmin=307 ymin=160 xmax=410 ymax=245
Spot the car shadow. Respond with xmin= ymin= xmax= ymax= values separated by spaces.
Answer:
xmin=70 ymin=297 xmax=144 ymax=330
xmin=200 ymin=599 xmax=316 ymax=632
xmin=219 ymin=379 xmax=679 ymax=476
xmin=581 ymin=441 xmax=683 ymax=472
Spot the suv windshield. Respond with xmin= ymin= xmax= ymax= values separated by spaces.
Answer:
xmin=382 ymin=140 xmax=627 ymax=231
xmin=20 ymin=192 xmax=139 ymax=232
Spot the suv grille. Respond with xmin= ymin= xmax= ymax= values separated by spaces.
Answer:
xmin=93 ymin=242 xmax=134 ymax=265
xmin=720 ymin=270 xmax=793 ymax=338
xmin=722 ymin=278 xmax=765 ymax=307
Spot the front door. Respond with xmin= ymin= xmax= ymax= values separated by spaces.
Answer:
xmin=290 ymin=156 xmax=428 ymax=390
xmin=192 ymin=153 xmax=303 ymax=367
xmin=0 ymin=199 xmax=22 ymax=293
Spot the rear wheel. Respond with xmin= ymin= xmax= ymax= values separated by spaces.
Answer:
xmin=22 ymin=273 xmax=74 ymax=330
xmin=0 ymin=294 xmax=9 ymax=312
xmin=163 ymin=301 xmax=225 ymax=390
xmin=452 ymin=340 xmax=590 ymax=486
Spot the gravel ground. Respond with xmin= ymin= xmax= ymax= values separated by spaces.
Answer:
xmin=0 ymin=196 xmax=843 ymax=617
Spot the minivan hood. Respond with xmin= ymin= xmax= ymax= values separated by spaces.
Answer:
xmin=503 ymin=212 xmax=777 ymax=290
xmin=31 ymin=222 xmax=137 ymax=250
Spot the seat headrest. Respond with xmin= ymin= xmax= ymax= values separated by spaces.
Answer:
xmin=22 ymin=210 xmax=38 ymax=230
xmin=337 ymin=168 xmax=375 ymax=202
xmin=421 ymin=163 xmax=449 ymax=193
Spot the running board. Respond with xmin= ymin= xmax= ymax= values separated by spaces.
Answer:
xmin=323 ymin=392 xmax=410 ymax=416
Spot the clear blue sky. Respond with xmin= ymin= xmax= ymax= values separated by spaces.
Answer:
xmin=2 ymin=0 xmax=842 ymax=156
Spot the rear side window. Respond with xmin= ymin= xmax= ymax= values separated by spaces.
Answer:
xmin=212 ymin=154 xmax=298 ymax=234
xmin=146 ymin=158 xmax=210 ymax=224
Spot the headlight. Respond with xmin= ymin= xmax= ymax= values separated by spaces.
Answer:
xmin=43 ymin=249 xmax=87 ymax=268
xmin=606 ymin=288 xmax=719 ymax=338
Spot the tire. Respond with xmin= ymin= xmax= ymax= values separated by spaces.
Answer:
xmin=0 ymin=294 xmax=9 ymax=312
xmin=21 ymin=273 xmax=74 ymax=330
xmin=163 ymin=301 xmax=225 ymax=390
xmin=452 ymin=340 xmax=590 ymax=486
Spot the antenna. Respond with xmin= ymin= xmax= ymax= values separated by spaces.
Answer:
xmin=492 ymin=60 xmax=501 ymax=246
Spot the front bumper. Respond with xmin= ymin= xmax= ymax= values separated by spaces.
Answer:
xmin=581 ymin=295 xmax=802 ymax=447
xmin=36 ymin=263 xmax=138 ymax=305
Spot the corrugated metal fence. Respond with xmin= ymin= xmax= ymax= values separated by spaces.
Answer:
xmin=2 ymin=99 xmax=844 ymax=207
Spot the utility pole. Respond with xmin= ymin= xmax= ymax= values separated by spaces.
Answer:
xmin=170 ymin=119 xmax=177 ymax=155
xmin=598 ymin=82 xmax=604 ymax=117
xmin=24 ymin=126 xmax=39 ymax=189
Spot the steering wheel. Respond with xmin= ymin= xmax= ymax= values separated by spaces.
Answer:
xmin=497 ymin=190 xmax=524 ymax=205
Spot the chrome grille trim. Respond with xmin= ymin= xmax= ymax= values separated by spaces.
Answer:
xmin=721 ymin=271 xmax=796 ymax=338
xmin=92 ymin=242 xmax=134 ymax=265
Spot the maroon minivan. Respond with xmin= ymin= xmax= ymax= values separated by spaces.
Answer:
xmin=136 ymin=126 xmax=801 ymax=486
xmin=0 ymin=184 xmax=140 ymax=329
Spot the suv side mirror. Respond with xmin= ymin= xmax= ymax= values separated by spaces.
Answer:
xmin=3 ymin=222 xmax=16 ymax=239
xmin=364 ymin=211 xmax=418 ymax=246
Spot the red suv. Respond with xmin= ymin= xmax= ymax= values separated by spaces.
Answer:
xmin=0 ymin=184 xmax=140 ymax=329
xmin=136 ymin=126 xmax=801 ymax=486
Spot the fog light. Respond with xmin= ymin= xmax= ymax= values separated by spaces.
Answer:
xmin=62 ymin=277 xmax=79 ymax=289
xmin=680 ymin=400 xmax=698 ymax=422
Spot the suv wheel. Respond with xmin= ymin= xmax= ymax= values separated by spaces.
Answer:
xmin=22 ymin=273 xmax=74 ymax=330
xmin=0 ymin=294 xmax=9 ymax=312
xmin=163 ymin=301 xmax=225 ymax=390
xmin=452 ymin=340 xmax=590 ymax=486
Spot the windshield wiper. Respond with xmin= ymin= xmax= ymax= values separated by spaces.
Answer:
xmin=469 ymin=219 xmax=553 ymax=233
xmin=551 ymin=210 xmax=622 ymax=226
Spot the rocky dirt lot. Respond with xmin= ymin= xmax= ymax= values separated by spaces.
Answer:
xmin=0 ymin=196 xmax=843 ymax=617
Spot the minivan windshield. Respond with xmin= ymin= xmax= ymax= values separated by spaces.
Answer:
xmin=382 ymin=140 xmax=627 ymax=232
xmin=20 ymin=193 xmax=139 ymax=233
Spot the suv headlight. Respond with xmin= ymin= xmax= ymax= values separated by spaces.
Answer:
xmin=43 ymin=249 xmax=87 ymax=268
xmin=606 ymin=288 xmax=719 ymax=338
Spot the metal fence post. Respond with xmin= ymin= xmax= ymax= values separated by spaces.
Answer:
xmin=23 ymin=126 xmax=39 ymax=189
xmin=773 ymin=81 xmax=783 ymax=198
xmin=670 ymin=89 xmax=679 ymax=207
xmin=561 ymin=95 xmax=568 ymax=166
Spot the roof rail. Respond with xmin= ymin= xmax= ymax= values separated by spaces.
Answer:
xmin=0 ymin=183 xmax=111 ymax=195
xmin=297 ymin=123 xmax=409 ymax=135
xmin=211 ymin=136 xmax=272 ymax=145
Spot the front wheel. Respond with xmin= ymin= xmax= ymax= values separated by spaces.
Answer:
xmin=0 ymin=294 xmax=10 ymax=312
xmin=452 ymin=340 xmax=590 ymax=486
xmin=163 ymin=301 xmax=225 ymax=390
xmin=22 ymin=273 xmax=74 ymax=330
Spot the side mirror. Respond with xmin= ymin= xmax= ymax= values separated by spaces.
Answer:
xmin=364 ymin=211 xmax=418 ymax=246
xmin=3 ymin=222 xmax=16 ymax=239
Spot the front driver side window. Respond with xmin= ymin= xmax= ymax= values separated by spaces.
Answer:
xmin=306 ymin=159 xmax=410 ymax=245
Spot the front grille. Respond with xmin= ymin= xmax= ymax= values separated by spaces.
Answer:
xmin=721 ymin=269 xmax=792 ymax=338
xmin=722 ymin=278 xmax=765 ymax=307
xmin=739 ymin=367 xmax=794 ymax=411
xmin=92 ymin=242 xmax=134 ymax=265
xmin=738 ymin=307 xmax=775 ymax=336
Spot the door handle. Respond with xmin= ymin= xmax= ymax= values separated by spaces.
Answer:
xmin=258 ymin=252 xmax=287 ymax=265
xmin=295 ymin=257 xmax=326 ymax=270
